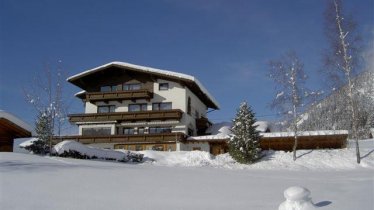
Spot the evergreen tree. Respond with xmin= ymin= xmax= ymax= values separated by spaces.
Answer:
xmin=229 ymin=102 xmax=261 ymax=164
xmin=25 ymin=110 xmax=52 ymax=154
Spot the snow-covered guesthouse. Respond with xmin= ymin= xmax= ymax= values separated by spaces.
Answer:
xmin=55 ymin=61 xmax=225 ymax=154
xmin=0 ymin=110 xmax=32 ymax=152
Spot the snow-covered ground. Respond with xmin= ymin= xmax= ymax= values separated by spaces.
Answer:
xmin=1 ymin=140 xmax=373 ymax=210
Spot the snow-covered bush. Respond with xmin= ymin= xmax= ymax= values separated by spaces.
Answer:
xmin=52 ymin=140 xmax=143 ymax=162
xmin=23 ymin=139 xmax=50 ymax=155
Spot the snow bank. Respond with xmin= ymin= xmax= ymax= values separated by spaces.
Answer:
xmin=18 ymin=137 xmax=38 ymax=148
xmin=139 ymin=141 xmax=374 ymax=170
xmin=53 ymin=140 xmax=127 ymax=161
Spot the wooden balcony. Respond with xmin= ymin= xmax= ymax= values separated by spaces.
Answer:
xmin=83 ymin=89 xmax=153 ymax=102
xmin=52 ymin=133 xmax=186 ymax=145
xmin=68 ymin=109 xmax=183 ymax=123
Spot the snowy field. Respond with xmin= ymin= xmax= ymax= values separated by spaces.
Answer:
xmin=1 ymin=140 xmax=373 ymax=210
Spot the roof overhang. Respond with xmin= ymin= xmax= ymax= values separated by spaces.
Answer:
xmin=67 ymin=62 xmax=220 ymax=109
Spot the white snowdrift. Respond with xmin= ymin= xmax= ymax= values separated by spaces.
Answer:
xmin=53 ymin=140 xmax=128 ymax=161
xmin=18 ymin=137 xmax=38 ymax=148
xmin=139 ymin=140 xmax=374 ymax=170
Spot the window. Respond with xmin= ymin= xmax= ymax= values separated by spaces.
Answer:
xmin=135 ymin=145 xmax=143 ymax=151
xmin=188 ymin=128 xmax=194 ymax=136
xmin=98 ymin=105 xmax=115 ymax=113
xmin=159 ymin=83 xmax=169 ymax=90
xmin=82 ymin=127 xmax=111 ymax=136
xmin=137 ymin=127 xmax=145 ymax=134
xmin=187 ymin=97 xmax=191 ymax=115
xmin=123 ymin=127 xmax=135 ymax=135
xmin=128 ymin=103 xmax=147 ymax=112
xmin=149 ymin=127 xmax=172 ymax=134
xmin=123 ymin=83 xmax=141 ymax=91
xmin=152 ymin=145 xmax=164 ymax=151
xmin=100 ymin=85 xmax=117 ymax=92
xmin=152 ymin=102 xmax=172 ymax=110
xmin=192 ymin=147 xmax=201 ymax=151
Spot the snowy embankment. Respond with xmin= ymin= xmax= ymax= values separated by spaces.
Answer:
xmin=137 ymin=139 xmax=374 ymax=170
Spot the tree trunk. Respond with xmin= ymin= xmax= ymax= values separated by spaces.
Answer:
xmin=293 ymin=104 xmax=298 ymax=161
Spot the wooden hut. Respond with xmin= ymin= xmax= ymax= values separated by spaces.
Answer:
xmin=0 ymin=111 xmax=32 ymax=152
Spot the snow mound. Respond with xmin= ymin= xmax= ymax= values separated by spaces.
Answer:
xmin=279 ymin=186 xmax=316 ymax=210
xmin=18 ymin=138 xmax=38 ymax=148
xmin=284 ymin=186 xmax=311 ymax=201
xmin=53 ymin=140 xmax=127 ymax=161
xmin=138 ymin=140 xmax=374 ymax=170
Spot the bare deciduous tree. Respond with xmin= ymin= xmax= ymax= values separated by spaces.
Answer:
xmin=23 ymin=61 xmax=68 ymax=152
xmin=268 ymin=51 xmax=309 ymax=161
xmin=324 ymin=0 xmax=362 ymax=163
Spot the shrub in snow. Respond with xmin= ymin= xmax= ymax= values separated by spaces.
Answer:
xmin=53 ymin=140 xmax=143 ymax=162
xmin=23 ymin=139 xmax=50 ymax=155
xmin=228 ymin=102 xmax=261 ymax=164
xmin=279 ymin=186 xmax=316 ymax=210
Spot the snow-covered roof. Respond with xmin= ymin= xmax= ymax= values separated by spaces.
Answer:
xmin=253 ymin=121 xmax=270 ymax=132
xmin=261 ymin=130 xmax=349 ymax=138
xmin=187 ymin=134 xmax=230 ymax=141
xmin=74 ymin=90 xmax=86 ymax=97
xmin=67 ymin=61 xmax=220 ymax=109
xmin=0 ymin=110 xmax=32 ymax=133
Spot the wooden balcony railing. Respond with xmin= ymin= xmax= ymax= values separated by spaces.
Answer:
xmin=84 ymin=89 xmax=153 ymax=102
xmin=52 ymin=133 xmax=186 ymax=145
xmin=68 ymin=109 xmax=183 ymax=123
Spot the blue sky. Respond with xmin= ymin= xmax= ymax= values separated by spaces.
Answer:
xmin=1 ymin=0 xmax=373 ymax=131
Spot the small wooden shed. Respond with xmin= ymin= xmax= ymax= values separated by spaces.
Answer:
xmin=0 ymin=111 xmax=32 ymax=152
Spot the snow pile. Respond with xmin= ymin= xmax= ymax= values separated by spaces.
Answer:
xmin=139 ymin=141 xmax=374 ymax=170
xmin=53 ymin=140 xmax=130 ymax=161
xmin=188 ymin=121 xmax=270 ymax=141
xmin=279 ymin=186 xmax=316 ymax=210
xmin=206 ymin=122 xmax=232 ymax=135
xmin=254 ymin=121 xmax=270 ymax=132
xmin=18 ymin=138 xmax=38 ymax=148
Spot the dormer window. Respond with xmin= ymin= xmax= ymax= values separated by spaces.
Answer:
xmin=123 ymin=83 xmax=141 ymax=91
xmin=100 ymin=85 xmax=117 ymax=92
xmin=159 ymin=83 xmax=169 ymax=90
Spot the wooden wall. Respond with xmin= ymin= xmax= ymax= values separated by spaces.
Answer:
xmin=260 ymin=134 xmax=348 ymax=151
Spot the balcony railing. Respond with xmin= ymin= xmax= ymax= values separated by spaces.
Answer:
xmin=52 ymin=133 xmax=186 ymax=144
xmin=84 ymin=89 xmax=153 ymax=102
xmin=68 ymin=109 xmax=183 ymax=123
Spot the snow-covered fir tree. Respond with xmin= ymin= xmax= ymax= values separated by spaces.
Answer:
xmin=25 ymin=110 xmax=53 ymax=154
xmin=229 ymin=102 xmax=261 ymax=164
